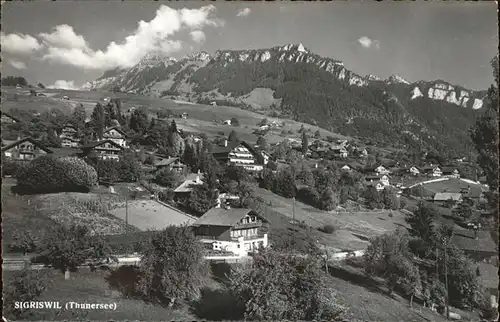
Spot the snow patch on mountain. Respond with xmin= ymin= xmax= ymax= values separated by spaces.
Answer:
xmin=472 ymin=98 xmax=483 ymax=109
xmin=411 ymin=86 xmax=423 ymax=99
xmin=387 ymin=75 xmax=410 ymax=85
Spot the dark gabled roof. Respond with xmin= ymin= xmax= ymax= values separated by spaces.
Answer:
xmin=441 ymin=167 xmax=459 ymax=174
xmin=193 ymin=208 xmax=266 ymax=227
xmin=103 ymin=126 xmax=127 ymax=137
xmin=0 ymin=111 xmax=21 ymax=122
xmin=51 ymin=147 xmax=82 ymax=157
xmin=154 ymin=157 xmax=180 ymax=168
xmin=1 ymin=137 xmax=53 ymax=154
xmin=451 ymin=229 xmax=497 ymax=254
xmin=81 ymin=140 xmax=124 ymax=150
xmin=209 ymin=140 xmax=257 ymax=156
xmin=365 ymin=175 xmax=382 ymax=181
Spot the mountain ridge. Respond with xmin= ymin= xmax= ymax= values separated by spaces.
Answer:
xmin=83 ymin=43 xmax=487 ymax=157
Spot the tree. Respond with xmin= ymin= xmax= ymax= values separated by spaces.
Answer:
xmin=129 ymin=107 xmax=149 ymax=134
xmin=314 ymin=130 xmax=321 ymax=139
xmin=382 ymin=186 xmax=400 ymax=210
xmin=2 ymin=76 xmax=28 ymax=86
xmin=3 ymin=268 xmax=49 ymax=320
xmin=296 ymin=164 xmax=315 ymax=187
xmin=274 ymin=169 xmax=296 ymax=198
xmin=406 ymin=201 xmax=436 ymax=243
xmin=30 ymin=89 xmax=37 ymax=97
xmin=364 ymin=185 xmax=382 ymax=209
xmin=301 ymin=131 xmax=309 ymax=155
xmin=317 ymin=188 xmax=338 ymax=211
xmin=17 ymin=156 xmax=98 ymax=194
xmin=71 ymin=103 xmax=87 ymax=132
xmin=226 ymin=250 xmax=345 ymax=321
xmin=154 ymin=168 xmax=182 ymax=188
xmin=188 ymin=184 xmax=218 ymax=215
xmin=37 ymin=82 xmax=45 ymax=89
xmin=230 ymin=117 xmax=240 ymax=126
xmin=256 ymin=136 xmax=268 ymax=150
xmin=470 ymin=56 xmax=499 ymax=216
xmin=40 ymin=126 xmax=62 ymax=148
xmin=136 ymin=226 xmax=209 ymax=307
xmin=258 ymin=118 xmax=269 ymax=126
xmin=37 ymin=224 xmax=112 ymax=279
xmin=117 ymin=151 xmax=142 ymax=182
xmin=90 ymin=103 xmax=105 ymax=139
xmin=168 ymin=130 xmax=185 ymax=157
xmin=228 ymin=130 xmax=239 ymax=142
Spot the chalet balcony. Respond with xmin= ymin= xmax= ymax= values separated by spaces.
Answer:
xmin=230 ymin=234 xmax=267 ymax=242
xmin=234 ymin=220 xmax=263 ymax=229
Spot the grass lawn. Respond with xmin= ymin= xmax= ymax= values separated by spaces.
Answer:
xmin=2 ymin=268 xmax=195 ymax=321
xmin=256 ymin=188 xmax=408 ymax=251
xmin=327 ymin=261 xmax=480 ymax=322
xmin=1 ymin=181 xmax=57 ymax=251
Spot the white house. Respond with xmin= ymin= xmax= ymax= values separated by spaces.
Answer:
xmin=192 ymin=207 xmax=269 ymax=257
xmin=341 ymin=165 xmax=352 ymax=172
xmin=409 ymin=166 xmax=420 ymax=176
xmin=99 ymin=127 xmax=128 ymax=148
xmin=222 ymin=119 xmax=232 ymax=125
xmin=375 ymin=165 xmax=391 ymax=175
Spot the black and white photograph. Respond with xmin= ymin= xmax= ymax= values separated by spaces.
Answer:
xmin=1 ymin=1 xmax=498 ymax=321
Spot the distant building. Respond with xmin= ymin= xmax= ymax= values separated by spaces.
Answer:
xmin=1 ymin=137 xmax=53 ymax=161
xmin=340 ymin=164 xmax=352 ymax=172
xmin=365 ymin=174 xmax=390 ymax=189
xmin=374 ymin=165 xmax=391 ymax=175
xmin=209 ymin=140 xmax=264 ymax=172
xmin=59 ymin=124 xmax=81 ymax=148
xmin=433 ymin=192 xmax=463 ymax=206
xmin=174 ymin=173 xmax=204 ymax=200
xmin=442 ymin=167 xmax=460 ymax=178
xmin=409 ymin=166 xmax=421 ymax=176
xmin=422 ymin=166 xmax=442 ymax=177
xmin=62 ymin=95 xmax=69 ymax=100
xmin=80 ymin=140 xmax=125 ymax=160
xmin=331 ymin=146 xmax=348 ymax=158
xmin=192 ymin=207 xmax=269 ymax=257
xmin=222 ymin=119 xmax=231 ymax=125
xmin=154 ymin=157 xmax=185 ymax=173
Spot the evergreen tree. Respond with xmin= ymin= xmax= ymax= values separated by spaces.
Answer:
xmin=301 ymin=131 xmax=308 ymax=155
xmin=90 ymin=103 xmax=105 ymax=140
xmin=228 ymin=130 xmax=239 ymax=142
xmin=129 ymin=107 xmax=149 ymax=134
xmin=71 ymin=103 xmax=86 ymax=133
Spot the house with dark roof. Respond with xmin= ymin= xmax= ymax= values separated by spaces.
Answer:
xmin=80 ymin=140 xmax=125 ymax=160
xmin=209 ymin=140 xmax=263 ymax=172
xmin=99 ymin=126 xmax=128 ymax=148
xmin=173 ymin=173 xmax=204 ymax=201
xmin=433 ymin=192 xmax=463 ymax=206
xmin=422 ymin=165 xmax=443 ymax=177
xmin=365 ymin=174 xmax=390 ymax=190
xmin=450 ymin=229 xmax=498 ymax=263
xmin=192 ymin=206 xmax=269 ymax=256
xmin=0 ymin=111 xmax=21 ymax=124
xmin=441 ymin=167 xmax=460 ymax=178
xmin=1 ymin=137 xmax=53 ymax=161
xmin=154 ymin=157 xmax=185 ymax=173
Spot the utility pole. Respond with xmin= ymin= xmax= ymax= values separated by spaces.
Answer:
xmin=444 ymin=243 xmax=450 ymax=320
xmin=292 ymin=196 xmax=296 ymax=250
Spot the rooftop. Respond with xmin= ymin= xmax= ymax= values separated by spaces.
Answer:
xmin=193 ymin=207 xmax=259 ymax=227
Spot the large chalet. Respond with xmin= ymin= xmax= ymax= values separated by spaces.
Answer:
xmin=80 ymin=140 xmax=125 ymax=160
xmin=59 ymin=124 xmax=81 ymax=148
xmin=98 ymin=127 xmax=128 ymax=148
xmin=209 ymin=140 xmax=264 ymax=172
xmin=2 ymin=137 xmax=53 ymax=161
xmin=192 ymin=207 xmax=269 ymax=256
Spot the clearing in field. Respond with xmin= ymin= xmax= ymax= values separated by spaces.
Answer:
xmin=109 ymin=200 xmax=196 ymax=231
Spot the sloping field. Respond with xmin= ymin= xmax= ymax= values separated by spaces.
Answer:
xmin=255 ymin=188 xmax=408 ymax=251
xmin=109 ymin=200 xmax=196 ymax=231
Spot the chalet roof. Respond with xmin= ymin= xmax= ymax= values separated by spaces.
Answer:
xmin=103 ymin=126 xmax=127 ymax=137
xmin=365 ymin=175 xmax=382 ymax=181
xmin=1 ymin=137 xmax=53 ymax=154
xmin=450 ymin=229 xmax=497 ymax=254
xmin=193 ymin=208 xmax=261 ymax=227
xmin=441 ymin=167 xmax=459 ymax=174
xmin=433 ymin=192 xmax=462 ymax=201
xmin=0 ymin=111 xmax=21 ymax=122
xmin=422 ymin=166 xmax=441 ymax=171
xmin=154 ymin=157 xmax=180 ymax=168
xmin=81 ymin=140 xmax=124 ymax=150
xmin=174 ymin=173 xmax=204 ymax=193
xmin=209 ymin=140 xmax=256 ymax=155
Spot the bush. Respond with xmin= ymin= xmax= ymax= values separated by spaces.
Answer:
xmin=1 ymin=160 xmax=25 ymax=177
xmin=319 ymin=224 xmax=336 ymax=234
xmin=17 ymin=156 xmax=98 ymax=194
xmin=153 ymin=168 xmax=182 ymax=188
xmin=296 ymin=186 xmax=320 ymax=207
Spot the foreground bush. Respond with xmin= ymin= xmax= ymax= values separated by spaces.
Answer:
xmin=16 ymin=156 xmax=98 ymax=193
xmin=226 ymin=250 xmax=345 ymax=321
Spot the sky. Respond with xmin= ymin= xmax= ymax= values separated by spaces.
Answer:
xmin=1 ymin=1 xmax=497 ymax=91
